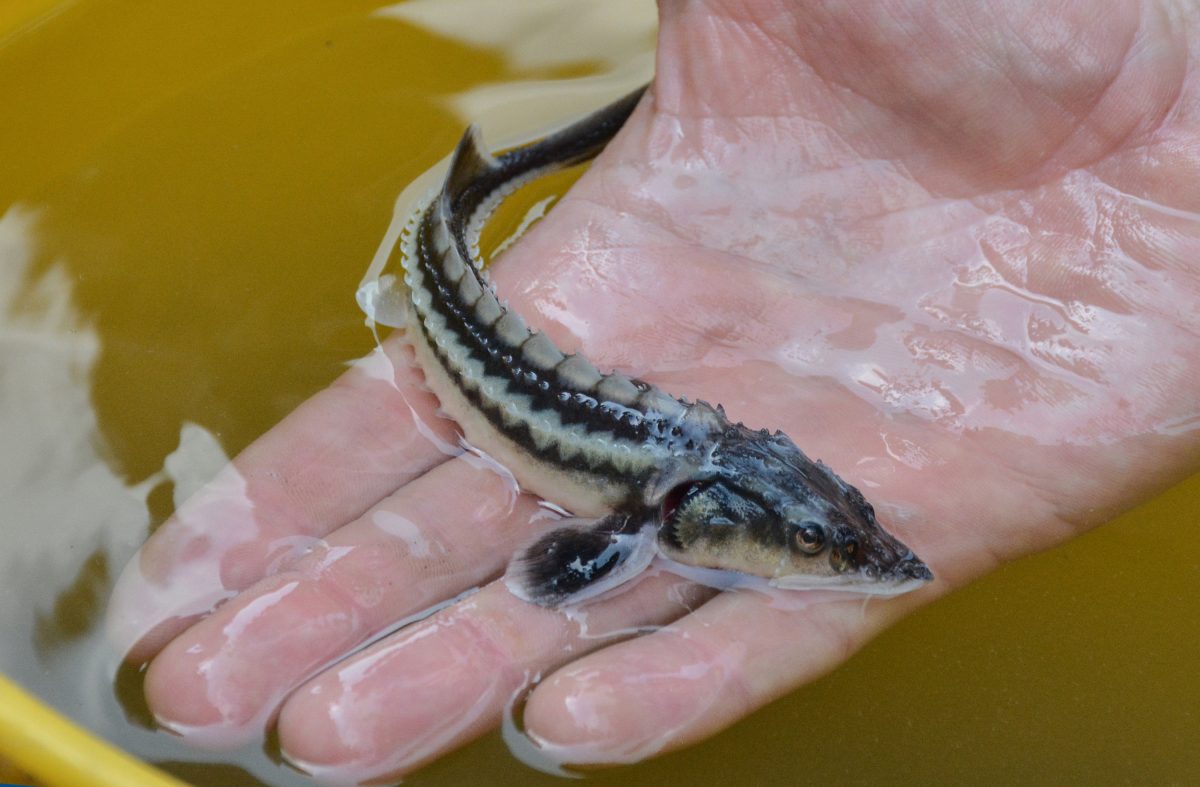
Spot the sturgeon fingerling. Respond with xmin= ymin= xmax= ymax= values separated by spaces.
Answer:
xmin=398 ymin=86 xmax=933 ymax=607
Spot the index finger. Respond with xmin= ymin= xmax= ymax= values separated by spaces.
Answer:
xmin=108 ymin=335 xmax=461 ymax=662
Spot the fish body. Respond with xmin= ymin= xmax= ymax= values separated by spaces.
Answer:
xmin=398 ymin=86 xmax=932 ymax=606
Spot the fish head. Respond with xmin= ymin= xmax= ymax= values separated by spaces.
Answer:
xmin=658 ymin=425 xmax=932 ymax=596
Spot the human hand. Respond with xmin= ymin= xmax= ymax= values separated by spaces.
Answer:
xmin=109 ymin=0 xmax=1200 ymax=781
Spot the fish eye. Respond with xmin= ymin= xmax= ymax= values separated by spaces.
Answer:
xmin=794 ymin=523 xmax=826 ymax=554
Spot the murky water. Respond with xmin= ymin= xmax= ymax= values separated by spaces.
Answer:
xmin=1 ymin=1 xmax=1198 ymax=784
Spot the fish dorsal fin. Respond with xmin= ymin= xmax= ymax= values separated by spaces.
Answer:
xmin=443 ymin=123 xmax=499 ymax=208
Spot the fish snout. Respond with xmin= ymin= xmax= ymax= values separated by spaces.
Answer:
xmin=894 ymin=551 xmax=933 ymax=582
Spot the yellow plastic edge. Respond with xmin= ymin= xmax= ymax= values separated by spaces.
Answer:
xmin=1 ymin=1 xmax=197 ymax=785
xmin=0 ymin=675 xmax=185 ymax=787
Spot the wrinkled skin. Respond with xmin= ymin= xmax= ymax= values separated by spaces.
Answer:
xmin=109 ymin=0 xmax=1200 ymax=781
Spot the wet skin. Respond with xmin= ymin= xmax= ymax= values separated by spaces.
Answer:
xmin=109 ymin=0 xmax=1200 ymax=781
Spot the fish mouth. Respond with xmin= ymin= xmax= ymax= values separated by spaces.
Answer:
xmin=771 ymin=553 xmax=933 ymax=597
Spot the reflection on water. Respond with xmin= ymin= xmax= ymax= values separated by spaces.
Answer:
xmin=0 ymin=205 xmax=145 ymax=669
xmin=34 ymin=550 xmax=109 ymax=654
xmin=378 ymin=0 xmax=655 ymax=133
xmin=0 ymin=1 xmax=1198 ymax=786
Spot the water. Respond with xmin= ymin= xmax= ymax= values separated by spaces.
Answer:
xmin=1 ymin=1 xmax=1197 ymax=784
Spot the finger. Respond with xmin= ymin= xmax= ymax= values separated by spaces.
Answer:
xmin=141 ymin=452 xmax=542 ymax=746
xmin=109 ymin=336 xmax=463 ymax=663
xmin=521 ymin=584 xmax=938 ymax=765
xmin=275 ymin=575 xmax=714 ymax=783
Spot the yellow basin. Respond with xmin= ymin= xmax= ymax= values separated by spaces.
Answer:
xmin=0 ymin=676 xmax=180 ymax=786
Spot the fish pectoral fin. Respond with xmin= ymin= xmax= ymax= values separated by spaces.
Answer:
xmin=504 ymin=513 xmax=657 ymax=608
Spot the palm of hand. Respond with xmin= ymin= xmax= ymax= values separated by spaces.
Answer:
xmin=109 ymin=1 xmax=1200 ymax=781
